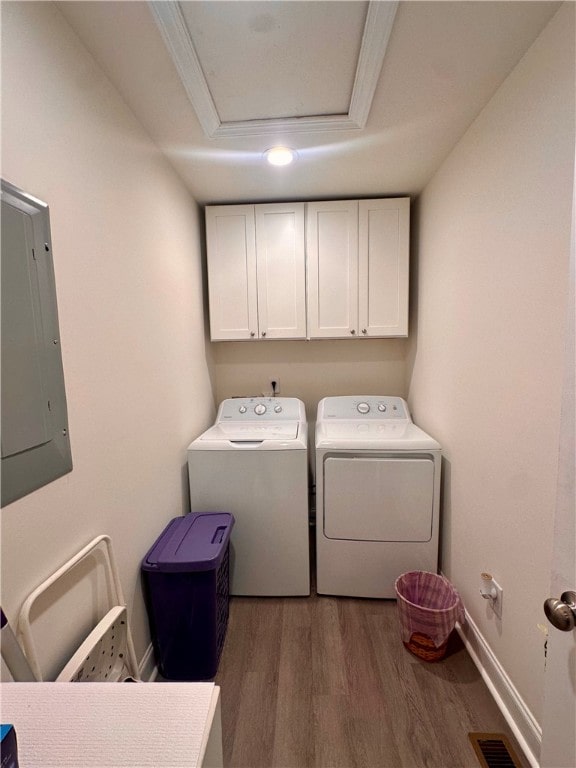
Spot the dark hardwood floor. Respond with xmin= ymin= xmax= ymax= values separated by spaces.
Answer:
xmin=215 ymin=585 xmax=525 ymax=768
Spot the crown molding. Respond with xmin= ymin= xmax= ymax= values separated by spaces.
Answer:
xmin=350 ymin=1 xmax=398 ymax=129
xmin=149 ymin=1 xmax=221 ymax=136
xmin=149 ymin=1 xmax=398 ymax=138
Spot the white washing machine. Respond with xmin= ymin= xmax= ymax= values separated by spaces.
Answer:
xmin=187 ymin=397 xmax=309 ymax=596
xmin=315 ymin=395 xmax=441 ymax=598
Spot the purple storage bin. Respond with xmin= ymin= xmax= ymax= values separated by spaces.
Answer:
xmin=142 ymin=512 xmax=234 ymax=681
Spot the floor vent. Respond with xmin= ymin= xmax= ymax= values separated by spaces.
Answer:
xmin=468 ymin=733 xmax=523 ymax=768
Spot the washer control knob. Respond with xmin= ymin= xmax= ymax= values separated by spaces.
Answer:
xmin=274 ymin=405 xmax=283 ymax=413
xmin=357 ymin=402 xmax=370 ymax=414
xmin=378 ymin=404 xmax=387 ymax=412
xmin=254 ymin=403 xmax=267 ymax=416
xmin=239 ymin=406 xmax=247 ymax=414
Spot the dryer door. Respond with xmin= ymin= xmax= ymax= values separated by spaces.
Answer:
xmin=323 ymin=456 xmax=435 ymax=541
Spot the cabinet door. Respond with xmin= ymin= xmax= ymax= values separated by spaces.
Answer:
xmin=205 ymin=205 xmax=258 ymax=341
xmin=307 ymin=201 xmax=359 ymax=339
xmin=358 ymin=198 xmax=410 ymax=337
xmin=255 ymin=203 xmax=306 ymax=340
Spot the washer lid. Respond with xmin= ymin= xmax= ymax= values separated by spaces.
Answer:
xmin=187 ymin=421 xmax=308 ymax=450
xmin=198 ymin=422 xmax=300 ymax=441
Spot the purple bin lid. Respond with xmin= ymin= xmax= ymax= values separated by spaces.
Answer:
xmin=142 ymin=512 xmax=234 ymax=572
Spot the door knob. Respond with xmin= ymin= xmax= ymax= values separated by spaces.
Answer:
xmin=544 ymin=590 xmax=576 ymax=632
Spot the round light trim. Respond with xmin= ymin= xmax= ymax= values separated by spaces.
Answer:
xmin=265 ymin=147 xmax=295 ymax=166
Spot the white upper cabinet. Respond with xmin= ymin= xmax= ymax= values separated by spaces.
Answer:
xmin=255 ymin=203 xmax=306 ymax=340
xmin=206 ymin=205 xmax=258 ymax=341
xmin=206 ymin=197 xmax=409 ymax=341
xmin=307 ymin=197 xmax=409 ymax=338
xmin=306 ymin=200 xmax=359 ymax=339
xmin=358 ymin=198 xmax=410 ymax=337
xmin=206 ymin=203 xmax=306 ymax=341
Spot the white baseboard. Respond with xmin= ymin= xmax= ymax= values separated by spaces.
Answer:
xmin=457 ymin=610 xmax=541 ymax=768
xmin=138 ymin=643 xmax=159 ymax=682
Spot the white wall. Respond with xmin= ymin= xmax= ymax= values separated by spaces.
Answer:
xmin=212 ymin=338 xmax=408 ymax=424
xmin=1 ymin=2 xmax=215 ymax=676
xmin=213 ymin=338 xmax=408 ymax=484
xmin=407 ymin=2 xmax=574 ymax=729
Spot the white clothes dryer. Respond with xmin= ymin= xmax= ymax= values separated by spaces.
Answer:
xmin=315 ymin=396 xmax=441 ymax=598
xmin=187 ymin=397 xmax=309 ymax=596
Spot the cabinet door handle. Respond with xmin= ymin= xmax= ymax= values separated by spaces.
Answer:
xmin=362 ymin=328 xmax=367 ymax=335
xmin=350 ymin=329 xmax=356 ymax=335
xmin=261 ymin=331 xmax=267 ymax=337
xmin=250 ymin=331 xmax=255 ymax=337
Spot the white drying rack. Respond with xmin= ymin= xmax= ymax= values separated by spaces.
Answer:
xmin=17 ymin=535 xmax=139 ymax=682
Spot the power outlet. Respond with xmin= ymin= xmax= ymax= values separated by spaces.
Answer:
xmin=490 ymin=579 xmax=503 ymax=619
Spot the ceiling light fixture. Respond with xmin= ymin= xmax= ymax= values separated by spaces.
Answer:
xmin=265 ymin=147 xmax=296 ymax=166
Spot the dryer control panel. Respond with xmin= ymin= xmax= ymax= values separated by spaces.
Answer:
xmin=318 ymin=396 xmax=410 ymax=421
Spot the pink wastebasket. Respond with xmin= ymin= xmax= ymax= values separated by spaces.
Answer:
xmin=395 ymin=571 xmax=465 ymax=662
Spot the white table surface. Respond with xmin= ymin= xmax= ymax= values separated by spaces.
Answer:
xmin=0 ymin=682 xmax=222 ymax=767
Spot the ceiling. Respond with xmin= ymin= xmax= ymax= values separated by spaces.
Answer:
xmin=57 ymin=1 xmax=560 ymax=206
xmin=148 ymin=1 xmax=397 ymax=136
